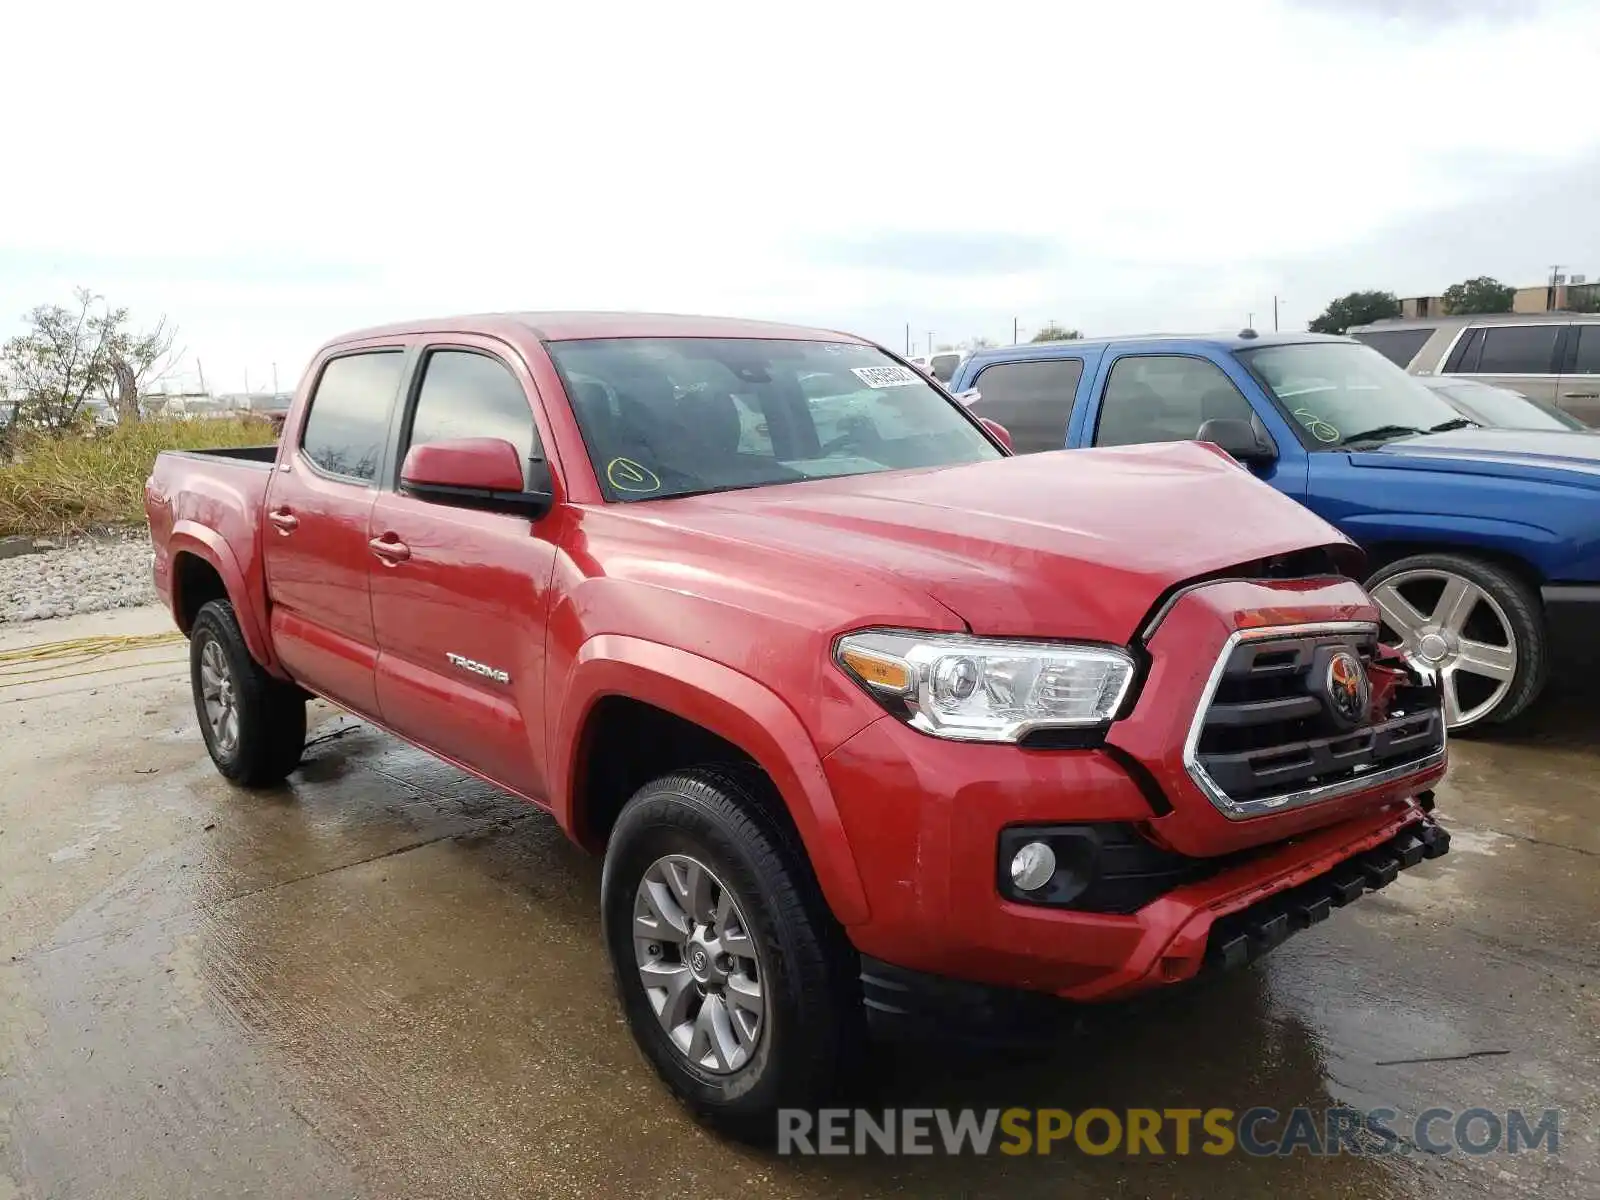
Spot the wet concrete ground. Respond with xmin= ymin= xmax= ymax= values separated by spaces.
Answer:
xmin=2 ymin=606 xmax=1595 ymax=1199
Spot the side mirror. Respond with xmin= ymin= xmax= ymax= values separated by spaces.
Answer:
xmin=400 ymin=437 xmax=554 ymax=519
xmin=954 ymin=389 xmax=981 ymax=407
xmin=979 ymin=417 xmax=1014 ymax=452
xmin=1196 ymin=417 xmax=1277 ymax=467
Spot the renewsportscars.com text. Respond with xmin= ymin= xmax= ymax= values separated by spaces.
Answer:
xmin=777 ymin=1106 xmax=1561 ymax=1158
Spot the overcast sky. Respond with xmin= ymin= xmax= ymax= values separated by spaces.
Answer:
xmin=2 ymin=0 xmax=1597 ymax=392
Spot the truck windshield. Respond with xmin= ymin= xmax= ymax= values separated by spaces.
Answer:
xmin=1239 ymin=342 xmax=1465 ymax=448
xmin=547 ymin=337 xmax=1001 ymax=501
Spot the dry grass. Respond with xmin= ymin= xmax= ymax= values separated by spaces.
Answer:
xmin=0 ymin=418 xmax=276 ymax=538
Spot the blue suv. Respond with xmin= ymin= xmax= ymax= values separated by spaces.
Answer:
xmin=948 ymin=332 xmax=1600 ymax=730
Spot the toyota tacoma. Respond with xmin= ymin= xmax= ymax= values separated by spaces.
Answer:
xmin=144 ymin=312 xmax=1450 ymax=1139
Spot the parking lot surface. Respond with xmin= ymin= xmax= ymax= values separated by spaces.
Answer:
xmin=2 ymin=606 xmax=1595 ymax=1199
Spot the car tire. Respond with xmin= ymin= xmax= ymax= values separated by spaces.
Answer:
xmin=190 ymin=599 xmax=307 ymax=786
xmin=1365 ymin=552 xmax=1546 ymax=731
xmin=601 ymin=764 xmax=863 ymax=1144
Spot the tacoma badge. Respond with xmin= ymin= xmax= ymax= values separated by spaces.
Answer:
xmin=446 ymin=652 xmax=510 ymax=684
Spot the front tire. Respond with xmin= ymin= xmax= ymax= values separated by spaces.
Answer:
xmin=601 ymin=765 xmax=862 ymax=1143
xmin=1365 ymin=552 xmax=1546 ymax=730
xmin=190 ymin=599 xmax=307 ymax=786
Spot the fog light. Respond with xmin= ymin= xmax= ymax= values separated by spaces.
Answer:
xmin=1009 ymin=841 xmax=1057 ymax=892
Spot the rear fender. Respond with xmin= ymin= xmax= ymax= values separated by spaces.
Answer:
xmin=168 ymin=521 xmax=282 ymax=674
xmin=555 ymin=635 xmax=871 ymax=926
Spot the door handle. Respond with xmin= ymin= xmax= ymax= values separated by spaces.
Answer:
xmin=267 ymin=509 xmax=299 ymax=534
xmin=368 ymin=535 xmax=411 ymax=565
xmin=1562 ymin=391 xmax=1598 ymax=399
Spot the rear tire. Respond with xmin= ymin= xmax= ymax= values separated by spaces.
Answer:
xmin=600 ymin=765 xmax=862 ymax=1144
xmin=1365 ymin=552 xmax=1546 ymax=730
xmin=190 ymin=599 xmax=306 ymax=786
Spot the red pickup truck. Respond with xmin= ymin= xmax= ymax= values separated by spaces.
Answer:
xmin=145 ymin=312 xmax=1450 ymax=1138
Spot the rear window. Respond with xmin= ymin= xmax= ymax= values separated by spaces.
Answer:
xmin=547 ymin=337 xmax=1000 ymax=501
xmin=929 ymin=352 xmax=963 ymax=382
xmin=971 ymin=359 xmax=1084 ymax=453
xmin=1349 ymin=327 xmax=1433 ymax=368
xmin=300 ymin=351 xmax=407 ymax=482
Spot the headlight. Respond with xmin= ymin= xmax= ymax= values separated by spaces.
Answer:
xmin=834 ymin=630 xmax=1135 ymax=743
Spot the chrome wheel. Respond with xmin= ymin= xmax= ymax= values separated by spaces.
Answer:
xmin=1370 ymin=568 xmax=1517 ymax=728
xmin=633 ymin=854 xmax=765 ymax=1074
xmin=199 ymin=638 xmax=240 ymax=756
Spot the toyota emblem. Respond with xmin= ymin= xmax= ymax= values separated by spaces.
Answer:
xmin=1325 ymin=649 xmax=1371 ymax=726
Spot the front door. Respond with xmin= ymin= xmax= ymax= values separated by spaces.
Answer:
xmin=262 ymin=347 xmax=410 ymax=717
xmin=367 ymin=341 xmax=563 ymax=801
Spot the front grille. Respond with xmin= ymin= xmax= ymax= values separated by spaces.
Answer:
xmin=1187 ymin=624 xmax=1444 ymax=820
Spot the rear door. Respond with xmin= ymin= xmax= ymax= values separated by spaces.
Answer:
xmin=367 ymin=339 xmax=563 ymax=801
xmin=263 ymin=345 xmax=410 ymax=716
xmin=1442 ymin=322 xmax=1565 ymax=404
xmin=1557 ymin=323 xmax=1600 ymax=427
xmin=968 ymin=354 xmax=1095 ymax=453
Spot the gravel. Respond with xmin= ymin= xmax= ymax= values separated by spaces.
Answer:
xmin=0 ymin=530 xmax=158 ymax=623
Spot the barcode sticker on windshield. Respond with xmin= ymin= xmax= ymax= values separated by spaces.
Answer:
xmin=851 ymin=365 xmax=920 ymax=389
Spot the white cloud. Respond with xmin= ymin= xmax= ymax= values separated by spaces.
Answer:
xmin=2 ymin=0 xmax=1598 ymax=385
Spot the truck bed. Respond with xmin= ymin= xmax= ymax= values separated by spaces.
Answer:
xmin=145 ymin=445 xmax=281 ymax=642
xmin=162 ymin=444 xmax=279 ymax=465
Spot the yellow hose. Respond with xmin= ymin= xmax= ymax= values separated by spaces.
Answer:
xmin=0 ymin=630 xmax=188 ymax=688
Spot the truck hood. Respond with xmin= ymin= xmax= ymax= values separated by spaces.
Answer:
xmin=1357 ymin=427 xmax=1600 ymax=482
xmin=652 ymin=442 xmax=1353 ymax=641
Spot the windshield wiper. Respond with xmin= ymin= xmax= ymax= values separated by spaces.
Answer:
xmin=1339 ymin=424 xmax=1424 ymax=447
xmin=1428 ymin=417 xmax=1479 ymax=432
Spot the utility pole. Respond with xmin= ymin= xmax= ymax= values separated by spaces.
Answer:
xmin=1273 ymin=296 xmax=1280 ymax=332
xmin=905 ymin=323 xmax=911 ymax=355
xmin=196 ymin=359 xmax=207 ymax=395
xmin=1013 ymin=317 xmax=1020 ymax=345
xmin=1247 ymin=313 xmax=1255 ymax=330
xmin=927 ymin=330 xmax=934 ymax=356
xmin=1550 ymin=264 xmax=1567 ymax=311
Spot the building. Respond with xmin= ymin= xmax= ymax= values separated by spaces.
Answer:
xmin=1401 ymin=277 xmax=1598 ymax=319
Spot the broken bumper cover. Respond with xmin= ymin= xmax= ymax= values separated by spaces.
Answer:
xmin=859 ymin=809 xmax=1451 ymax=1037
xmin=1205 ymin=814 xmax=1450 ymax=971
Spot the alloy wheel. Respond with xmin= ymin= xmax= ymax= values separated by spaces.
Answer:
xmin=632 ymin=854 xmax=765 ymax=1074
xmin=1369 ymin=568 xmax=1517 ymax=728
xmin=199 ymin=638 xmax=240 ymax=755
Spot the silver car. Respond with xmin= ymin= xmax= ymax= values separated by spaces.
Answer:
xmin=1348 ymin=312 xmax=1600 ymax=427
xmin=1416 ymin=376 xmax=1590 ymax=432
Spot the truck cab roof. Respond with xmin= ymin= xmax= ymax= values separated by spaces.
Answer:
xmin=330 ymin=311 xmax=872 ymax=347
xmin=962 ymin=330 xmax=1353 ymax=371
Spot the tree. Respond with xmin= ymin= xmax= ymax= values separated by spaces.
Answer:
xmin=1442 ymin=276 xmax=1515 ymax=316
xmin=1306 ymin=290 xmax=1401 ymax=335
xmin=1030 ymin=322 xmax=1082 ymax=343
xmin=1563 ymin=286 xmax=1600 ymax=314
xmin=967 ymin=336 xmax=997 ymax=350
xmin=0 ymin=289 xmax=178 ymax=434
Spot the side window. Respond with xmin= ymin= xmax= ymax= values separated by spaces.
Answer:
xmin=1350 ymin=328 xmax=1433 ymax=368
xmin=1473 ymin=325 xmax=1560 ymax=375
xmin=971 ymin=359 xmax=1083 ymax=454
xmin=301 ymin=351 xmax=407 ymax=482
xmin=1094 ymin=355 xmax=1254 ymax=448
xmin=1571 ymin=325 xmax=1600 ymax=375
xmin=406 ymin=350 xmax=541 ymax=482
xmin=1443 ymin=327 xmax=1485 ymax=373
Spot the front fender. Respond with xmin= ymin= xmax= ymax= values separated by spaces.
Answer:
xmin=168 ymin=521 xmax=281 ymax=673
xmin=554 ymin=634 xmax=871 ymax=927
xmin=1338 ymin=511 xmax=1566 ymax=578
